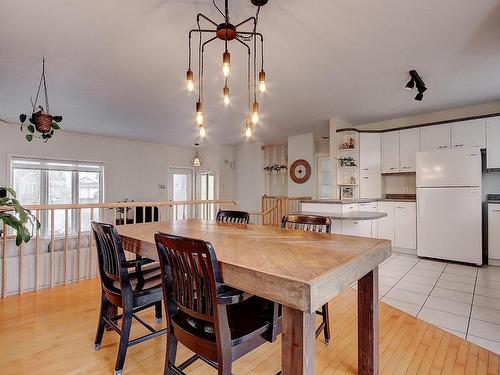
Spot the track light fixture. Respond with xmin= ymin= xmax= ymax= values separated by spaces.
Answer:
xmin=405 ymin=70 xmax=428 ymax=101
xmin=186 ymin=0 xmax=268 ymax=138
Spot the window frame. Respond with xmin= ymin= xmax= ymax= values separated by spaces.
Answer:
xmin=8 ymin=155 xmax=105 ymax=237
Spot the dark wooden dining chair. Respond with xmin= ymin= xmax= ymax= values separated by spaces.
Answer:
xmin=155 ymin=232 xmax=280 ymax=375
xmin=91 ymin=222 xmax=167 ymax=375
xmin=215 ymin=209 xmax=250 ymax=224
xmin=281 ymin=214 xmax=332 ymax=344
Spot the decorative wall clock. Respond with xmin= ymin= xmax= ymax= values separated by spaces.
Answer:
xmin=289 ymin=159 xmax=311 ymax=184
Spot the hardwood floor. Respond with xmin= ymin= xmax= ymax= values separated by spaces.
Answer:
xmin=1 ymin=279 xmax=499 ymax=375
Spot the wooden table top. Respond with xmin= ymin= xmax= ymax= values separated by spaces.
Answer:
xmin=117 ymin=220 xmax=391 ymax=312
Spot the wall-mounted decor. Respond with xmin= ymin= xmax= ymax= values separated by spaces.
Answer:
xmin=340 ymin=186 xmax=354 ymax=200
xmin=338 ymin=156 xmax=357 ymax=167
xmin=290 ymin=159 xmax=311 ymax=184
xmin=19 ymin=58 xmax=62 ymax=143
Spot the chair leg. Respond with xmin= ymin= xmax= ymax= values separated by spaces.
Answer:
xmin=94 ymin=293 xmax=109 ymax=350
xmin=114 ymin=309 xmax=133 ymax=375
xmin=155 ymin=301 xmax=162 ymax=323
xmin=164 ymin=330 xmax=178 ymax=375
xmin=322 ymin=303 xmax=331 ymax=344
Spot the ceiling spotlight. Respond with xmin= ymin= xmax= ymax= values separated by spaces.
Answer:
xmin=405 ymin=70 xmax=427 ymax=101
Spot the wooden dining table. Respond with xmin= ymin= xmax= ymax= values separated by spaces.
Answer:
xmin=117 ymin=219 xmax=391 ymax=375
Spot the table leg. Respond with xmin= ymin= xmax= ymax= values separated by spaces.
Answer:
xmin=281 ymin=305 xmax=316 ymax=375
xmin=358 ymin=267 xmax=379 ymax=375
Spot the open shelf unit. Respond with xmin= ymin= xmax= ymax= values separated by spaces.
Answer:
xmin=336 ymin=130 xmax=360 ymax=198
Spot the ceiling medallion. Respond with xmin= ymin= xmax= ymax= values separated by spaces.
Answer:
xmin=186 ymin=0 xmax=269 ymax=139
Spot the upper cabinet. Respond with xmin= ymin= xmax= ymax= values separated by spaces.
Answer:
xmin=487 ymin=117 xmax=500 ymax=169
xmin=420 ymin=124 xmax=451 ymax=151
xmin=360 ymin=133 xmax=381 ymax=173
xmin=399 ymin=128 xmax=420 ymax=172
xmin=451 ymin=119 xmax=486 ymax=149
xmin=381 ymin=131 xmax=400 ymax=173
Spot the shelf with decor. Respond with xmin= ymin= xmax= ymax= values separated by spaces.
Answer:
xmin=336 ymin=130 xmax=360 ymax=199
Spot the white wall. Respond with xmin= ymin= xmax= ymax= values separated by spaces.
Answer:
xmin=234 ymin=142 xmax=264 ymax=212
xmin=288 ymin=133 xmax=315 ymax=197
xmin=0 ymin=123 xmax=233 ymax=203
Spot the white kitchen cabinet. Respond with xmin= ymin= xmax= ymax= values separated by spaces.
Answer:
xmin=394 ymin=202 xmax=416 ymax=249
xmin=377 ymin=201 xmax=394 ymax=243
xmin=451 ymin=119 xmax=486 ymax=149
xmin=488 ymin=204 xmax=500 ymax=260
xmin=420 ymin=124 xmax=451 ymax=151
xmin=360 ymin=173 xmax=382 ymax=199
xmin=359 ymin=201 xmax=378 ymax=238
xmin=342 ymin=220 xmax=372 ymax=238
xmin=399 ymin=128 xmax=420 ymax=172
xmin=486 ymin=116 xmax=500 ymax=169
xmin=381 ymin=131 xmax=400 ymax=173
xmin=360 ymin=133 xmax=381 ymax=173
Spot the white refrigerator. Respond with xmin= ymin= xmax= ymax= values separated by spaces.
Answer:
xmin=416 ymin=148 xmax=482 ymax=265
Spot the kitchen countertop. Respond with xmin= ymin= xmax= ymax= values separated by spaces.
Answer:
xmin=302 ymin=197 xmax=416 ymax=204
xmin=296 ymin=211 xmax=388 ymax=221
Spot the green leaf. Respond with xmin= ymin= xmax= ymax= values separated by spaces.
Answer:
xmin=6 ymin=187 xmax=16 ymax=198
xmin=50 ymin=129 xmax=54 ymax=135
xmin=51 ymin=122 xmax=60 ymax=130
xmin=26 ymin=134 xmax=33 ymax=142
xmin=28 ymin=124 xmax=35 ymax=133
xmin=19 ymin=114 xmax=27 ymax=123
xmin=29 ymin=117 xmax=34 ymax=124
xmin=52 ymin=115 xmax=63 ymax=122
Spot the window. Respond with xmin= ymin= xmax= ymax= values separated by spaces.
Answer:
xmin=11 ymin=157 xmax=104 ymax=236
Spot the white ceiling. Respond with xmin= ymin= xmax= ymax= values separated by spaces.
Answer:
xmin=1 ymin=0 xmax=500 ymax=146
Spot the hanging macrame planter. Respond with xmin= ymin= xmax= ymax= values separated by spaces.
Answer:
xmin=19 ymin=58 xmax=62 ymax=142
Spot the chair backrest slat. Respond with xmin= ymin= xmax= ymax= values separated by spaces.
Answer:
xmin=91 ymin=221 xmax=131 ymax=293
xmin=216 ymin=210 xmax=250 ymax=224
xmin=155 ymin=233 xmax=221 ymax=322
xmin=281 ymin=214 xmax=331 ymax=233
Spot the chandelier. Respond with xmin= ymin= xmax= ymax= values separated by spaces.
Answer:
xmin=186 ymin=0 xmax=269 ymax=139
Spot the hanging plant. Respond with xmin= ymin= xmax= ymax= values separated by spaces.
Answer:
xmin=19 ymin=58 xmax=62 ymax=143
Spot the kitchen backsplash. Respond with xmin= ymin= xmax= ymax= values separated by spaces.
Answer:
xmin=382 ymin=174 xmax=417 ymax=195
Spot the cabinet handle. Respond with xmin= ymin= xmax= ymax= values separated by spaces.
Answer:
xmin=402 ymin=166 xmax=408 ymax=169
xmin=354 ymin=221 xmax=358 ymax=224
xmin=396 ymin=206 xmax=406 ymax=209
xmin=454 ymin=144 xmax=464 ymax=147
xmin=438 ymin=146 xmax=449 ymax=149
xmin=362 ymin=177 xmax=369 ymax=179
xmin=362 ymin=168 xmax=369 ymax=171
xmin=493 ymin=209 xmax=500 ymax=212
xmin=390 ymin=167 xmax=397 ymax=170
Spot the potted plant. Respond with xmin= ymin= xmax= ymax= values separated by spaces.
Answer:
xmin=19 ymin=58 xmax=62 ymax=143
xmin=0 ymin=187 xmax=40 ymax=246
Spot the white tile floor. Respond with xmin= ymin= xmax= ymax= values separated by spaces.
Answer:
xmin=353 ymin=252 xmax=500 ymax=354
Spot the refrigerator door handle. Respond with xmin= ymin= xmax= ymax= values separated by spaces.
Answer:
xmin=417 ymin=197 xmax=423 ymax=219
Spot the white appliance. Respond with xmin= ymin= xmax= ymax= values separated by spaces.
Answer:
xmin=416 ymin=148 xmax=482 ymax=265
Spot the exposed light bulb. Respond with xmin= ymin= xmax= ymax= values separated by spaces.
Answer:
xmin=195 ymin=101 xmax=204 ymax=125
xmin=259 ymin=70 xmax=266 ymax=92
xmin=186 ymin=69 xmax=194 ymax=92
xmin=222 ymin=51 xmax=230 ymax=77
xmin=252 ymin=102 xmax=259 ymax=124
xmin=223 ymin=85 xmax=230 ymax=106
xmin=245 ymin=117 xmax=252 ymax=138
xmin=198 ymin=124 xmax=206 ymax=138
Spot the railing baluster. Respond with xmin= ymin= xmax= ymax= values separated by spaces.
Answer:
xmin=89 ymin=208 xmax=94 ymax=279
xmin=35 ymin=210 xmax=40 ymax=292
xmin=64 ymin=209 xmax=69 ymax=285
xmin=77 ymin=208 xmax=81 ymax=282
xmin=2 ymin=223 xmax=6 ymax=298
xmin=50 ymin=209 xmax=55 ymax=288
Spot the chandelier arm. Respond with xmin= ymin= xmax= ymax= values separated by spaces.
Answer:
xmin=212 ymin=0 xmax=225 ymax=18
xmin=234 ymin=16 xmax=256 ymax=29
xmin=237 ymin=32 xmax=264 ymax=70
xmin=196 ymin=13 xmax=219 ymax=27
xmin=200 ymin=35 xmax=218 ymax=103
xmin=234 ymin=37 xmax=252 ymax=111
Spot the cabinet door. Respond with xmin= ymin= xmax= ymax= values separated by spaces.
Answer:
xmin=342 ymin=220 xmax=372 ymax=237
xmin=360 ymin=173 xmax=381 ymax=199
xmin=360 ymin=133 xmax=381 ymax=173
xmin=377 ymin=201 xmax=394 ymax=243
xmin=487 ymin=117 xmax=500 ymax=169
xmin=489 ymin=204 xmax=500 ymax=260
xmin=359 ymin=202 xmax=378 ymax=238
xmin=452 ymin=119 xmax=486 ymax=149
xmin=394 ymin=202 xmax=416 ymax=249
xmin=420 ymin=124 xmax=451 ymax=151
xmin=399 ymin=128 xmax=420 ymax=172
xmin=381 ymin=131 xmax=400 ymax=173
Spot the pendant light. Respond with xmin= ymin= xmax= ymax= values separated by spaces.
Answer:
xmin=192 ymin=143 xmax=202 ymax=167
xmin=245 ymin=116 xmax=253 ymax=137
xmin=185 ymin=0 xmax=268 ymax=137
